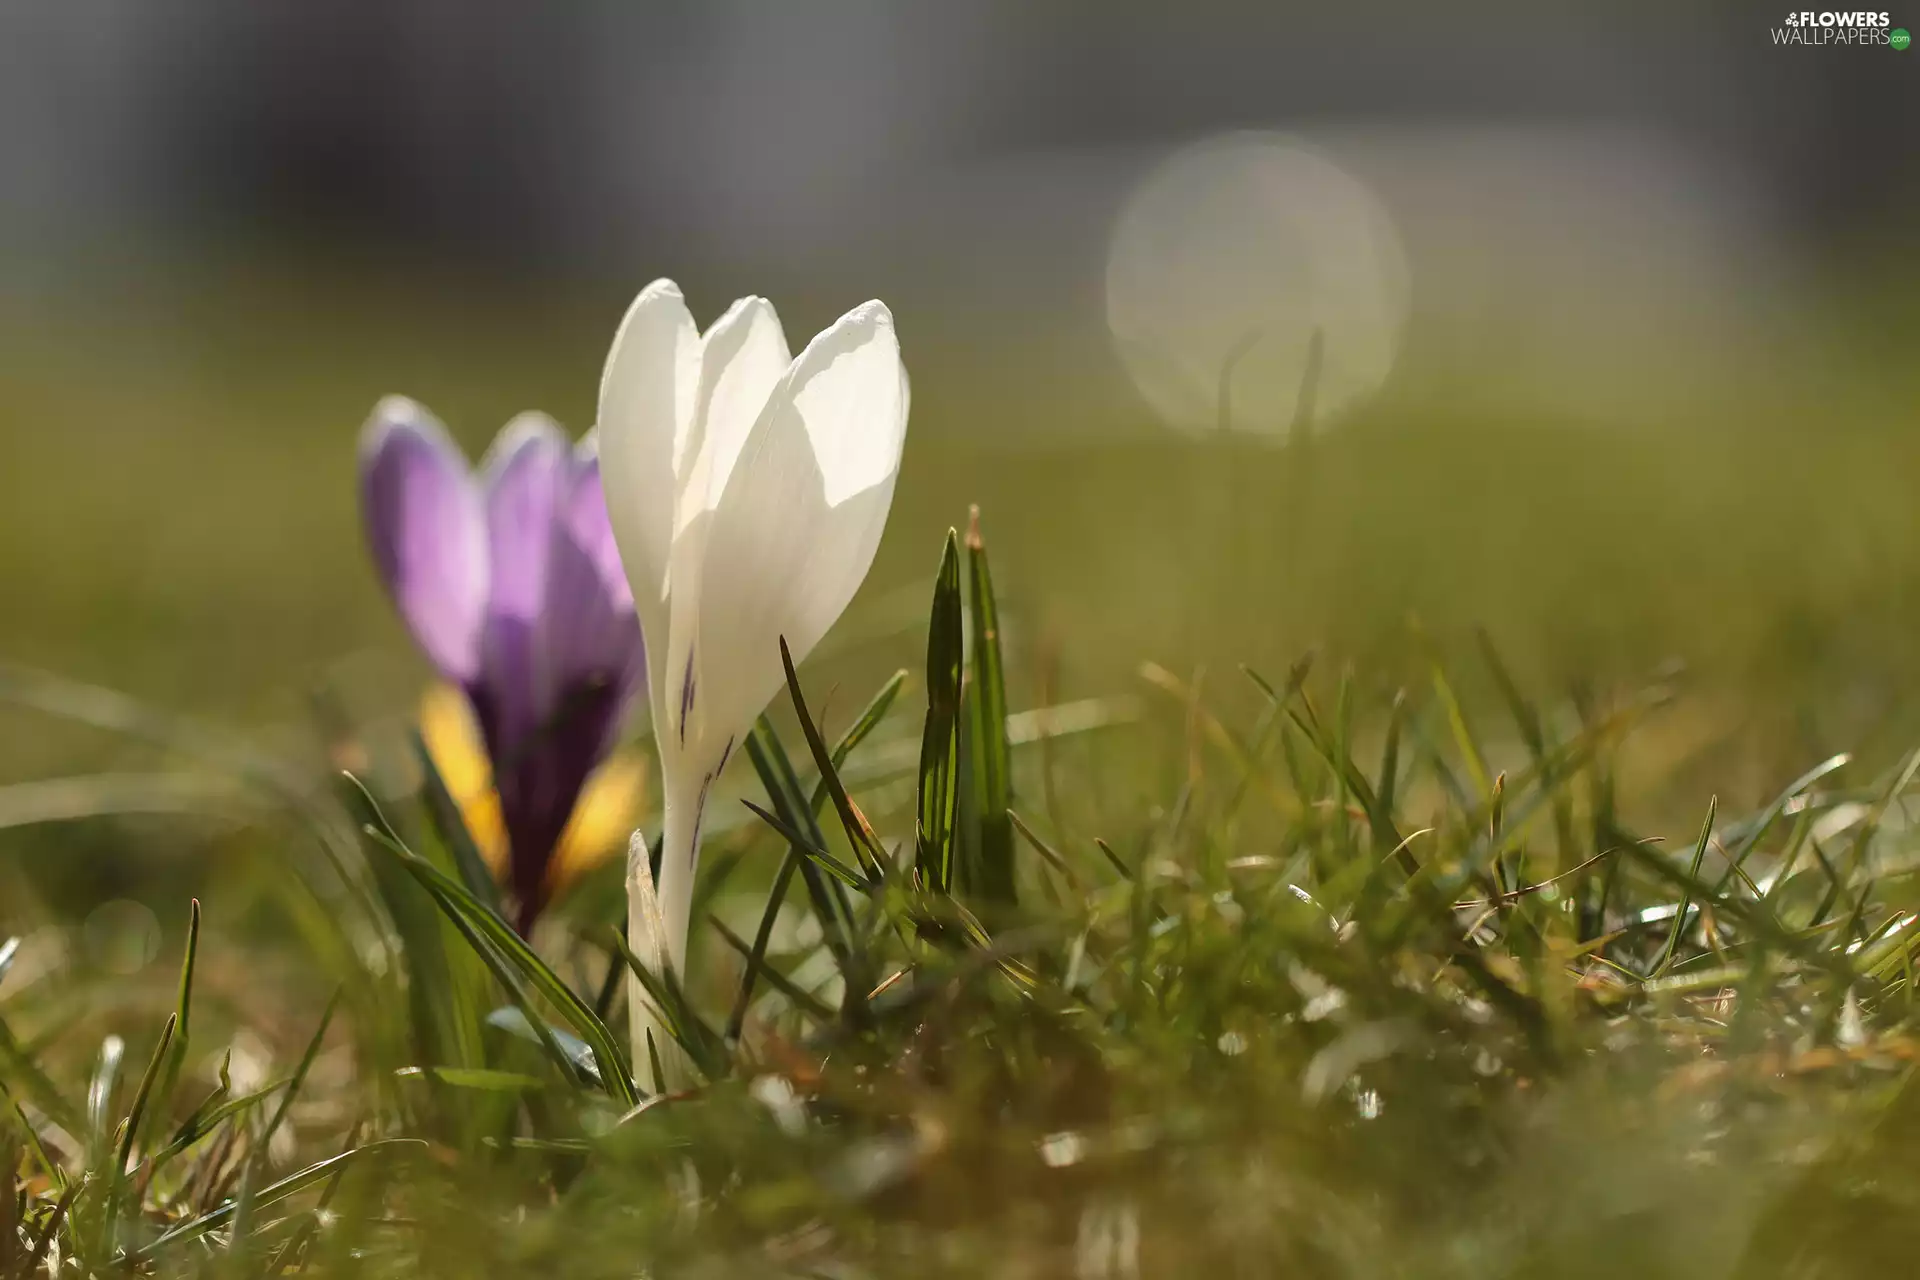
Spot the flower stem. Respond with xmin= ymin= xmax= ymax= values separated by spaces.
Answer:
xmin=657 ymin=765 xmax=707 ymax=976
xmin=627 ymin=762 xmax=707 ymax=1091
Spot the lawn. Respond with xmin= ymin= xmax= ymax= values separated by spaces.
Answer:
xmin=1 ymin=250 xmax=1918 ymax=1276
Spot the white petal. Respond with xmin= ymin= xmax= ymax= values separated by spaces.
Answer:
xmin=678 ymin=301 xmax=908 ymax=756
xmin=653 ymin=297 xmax=793 ymax=752
xmin=596 ymin=279 xmax=698 ymax=702
xmin=789 ymin=301 xmax=907 ymax=506
xmin=688 ymin=296 xmax=791 ymax=520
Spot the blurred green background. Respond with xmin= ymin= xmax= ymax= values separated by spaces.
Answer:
xmin=4 ymin=250 xmax=1916 ymax=775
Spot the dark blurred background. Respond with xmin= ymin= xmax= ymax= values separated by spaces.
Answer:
xmin=1 ymin=1 xmax=1916 ymax=790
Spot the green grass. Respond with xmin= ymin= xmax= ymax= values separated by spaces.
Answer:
xmin=4 ymin=252 xmax=1920 ymax=1274
xmin=6 ymin=509 xmax=1920 ymax=1276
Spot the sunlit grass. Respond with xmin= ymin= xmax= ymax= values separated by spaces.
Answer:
xmin=4 ymin=508 xmax=1920 ymax=1275
xmin=3 ymin=254 xmax=1920 ymax=1274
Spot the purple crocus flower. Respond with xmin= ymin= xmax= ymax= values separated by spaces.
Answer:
xmin=359 ymin=396 xmax=645 ymax=933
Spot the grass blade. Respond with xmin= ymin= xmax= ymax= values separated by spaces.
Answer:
xmin=917 ymin=530 xmax=965 ymax=896
xmin=135 ymin=900 xmax=198 ymax=1160
xmin=1649 ymin=797 xmax=1720 ymax=980
xmin=148 ymin=1075 xmax=285 ymax=1173
xmin=1430 ymin=662 xmax=1492 ymax=798
xmin=780 ymin=638 xmax=888 ymax=877
xmin=809 ymin=671 xmax=908 ymax=815
xmin=26 ymin=1176 xmax=79 ymax=1275
xmin=1718 ymin=753 xmax=1850 ymax=897
xmin=350 ymin=775 xmax=638 ymax=1107
xmin=1279 ymin=702 xmax=1406 ymax=867
xmin=733 ymin=663 xmax=908 ymax=1044
xmin=0 ymin=1019 xmax=80 ymax=1140
xmin=86 ymin=1035 xmax=125 ymax=1169
xmin=607 ymin=929 xmax=726 ymax=1082
xmin=745 ymin=722 xmax=861 ymax=981
xmin=740 ymin=799 xmax=869 ymax=892
xmin=410 ymin=726 xmax=508 ymax=921
xmin=966 ymin=508 xmax=1016 ymax=907
xmin=94 ymin=1012 xmax=176 ymax=1258
xmin=1376 ymin=689 xmax=1408 ymax=824
xmin=484 ymin=1007 xmax=601 ymax=1084
xmin=130 ymin=1139 xmax=425 ymax=1262
xmin=722 ymin=844 xmax=807 ymax=1043
xmin=710 ymin=916 xmax=837 ymax=1026
xmin=258 ymin=993 xmax=338 ymax=1169
xmin=394 ymin=1066 xmax=548 ymax=1092
xmin=1476 ymin=629 xmax=1578 ymax=874
xmin=340 ymin=774 xmax=487 ymax=1078
xmin=406 ymin=846 xmax=634 ymax=1103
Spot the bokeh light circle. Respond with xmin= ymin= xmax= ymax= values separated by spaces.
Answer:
xmin=1106 ymin=132 xmax=1411 ymax=436
xmin=83 ymin=898 xmax=162 ymax=976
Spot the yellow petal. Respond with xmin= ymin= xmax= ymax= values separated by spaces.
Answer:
xmin=548 ymin=749 xmax=650 ymax=896
xmin=417 ymin=684 xmax=508 ymax=877
xmin=417 ymin=683 xmax=647 ymax=902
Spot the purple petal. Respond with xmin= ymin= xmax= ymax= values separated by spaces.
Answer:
xmin=474 ymin=415 xmax=571 ymax=749
xmin=563 ymin=446 xmax=635 ymax=613
xmin=494 ymin=675 xmax=628 ymax=932
xmin=502 ymin=453 xmax=645 ymax=929
xmin=575 ymin=446 xmax=645 ymax=709
xmin=481 ymin=414 xmax=572 ymax=627
xmin=468 ymin=420 xmax=646 ymax=932
xmin=358 ymin=397 xmax=488 ymax=683
xmin=540 ymin=450 xmax=646 ymax=720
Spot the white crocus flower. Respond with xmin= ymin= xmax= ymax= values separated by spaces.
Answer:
xmin=597 ymin=279 xmax=909 ymax=1079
